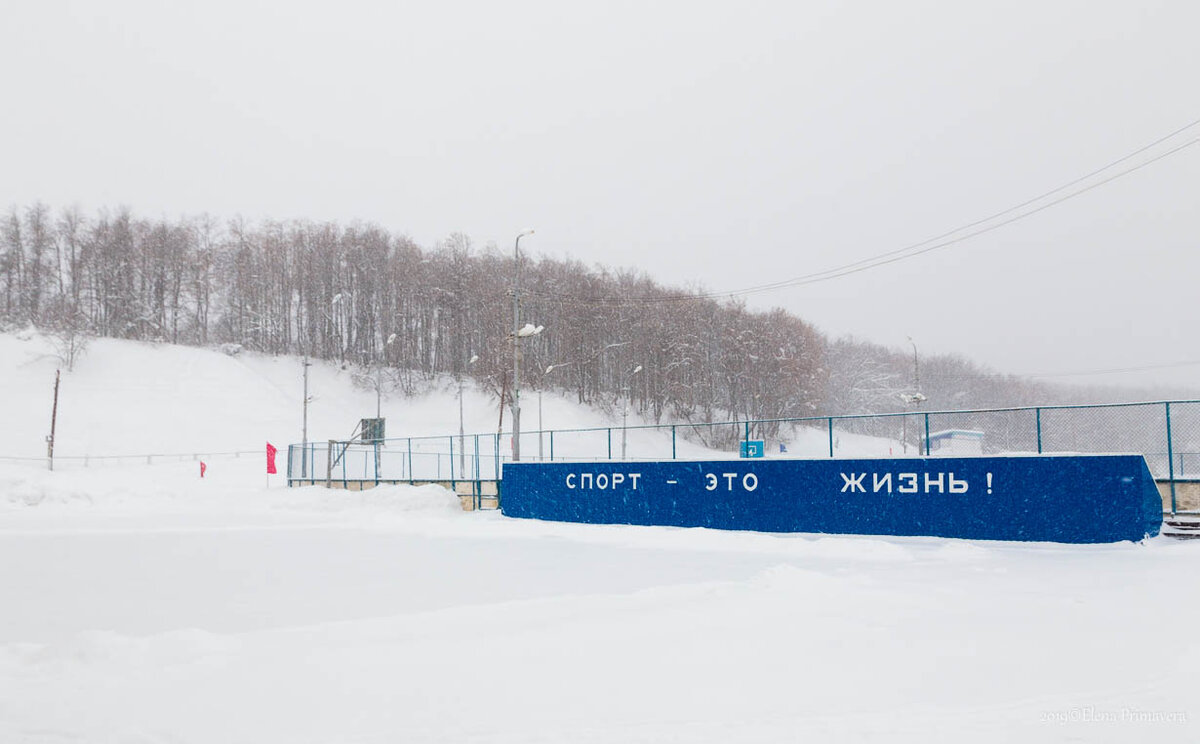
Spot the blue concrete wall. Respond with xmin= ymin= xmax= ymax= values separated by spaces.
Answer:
xmin=501 ymin=455 xmax=1162 ymax=543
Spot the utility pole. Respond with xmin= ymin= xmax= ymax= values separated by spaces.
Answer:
xmin=511 ymin=229 xmax=533 ymax=461
xmin=908 ymin=337 xmax=923 ymax=455
xmin=379 ymin=333 xmax=396 ymax=420
xmin=497 ymin=370 xmax=508 ymax=439
xmin=621 ymin=401 xmax=628 ymax=460
xmin=302 ymin=355 xmax=311 ymax=478
xmin=620 ymin=365 xmax=642 ymax=461
xmin=908 ymin=336 xmax=921 ymax=394
xmin=460 ymin=353 xmax=478 ymax=476
xmin=47 ymin=369 xmax=60 ymax=471
xmin=302 ymin=355 xmax=311 ymax=445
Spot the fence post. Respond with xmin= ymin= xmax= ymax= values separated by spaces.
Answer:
xmin=923 ymin=413 xmax=930 ymax=456
xmin=449 ymin=436 xmax=455 ymax=487
xmin=474 ymin=434 xmax=481 ymax=480
xmin=1166 ymin=402 xmax=1177 ymax=516
xmin=474 ymin=434 xmax=481 ymax=510
xmin=672 ymin=425 xmax=677 ymax=460
xmin=1036 ymin=408 xmax=1043 ymax=454
xmin=607 ymin=428 xmax=612 ymax=460
xmin=744 ymin=421 xmax=750 ymax=444
xmin=550 ymin=431 xmax=555 ymax=461
xmin=828 ymin=418 xmax=834 ymax=458
xmin=407 ymin=438 xmax=413 ymax=485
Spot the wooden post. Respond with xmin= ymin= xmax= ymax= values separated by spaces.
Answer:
xmin=47 ymin=370 xmax=60 ymax=471
xmin=326 ymin=440 xmax=336 ymax=487
xmin=497 ymin=370 xmax=508 ymax=437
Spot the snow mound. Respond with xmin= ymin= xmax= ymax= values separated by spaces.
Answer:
xmin=268 ymin=483 xmax=462 ymax=517
xmin=8 ymin=628 xmax=238 ymax=671
xmin=0 ymin=466 xmax=96 ymax=508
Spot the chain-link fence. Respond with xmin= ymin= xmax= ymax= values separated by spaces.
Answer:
xmin=289 ymin=435 xmax=505 ymax=486
xmin=289 ymin=400 xmax=1200 ymax=515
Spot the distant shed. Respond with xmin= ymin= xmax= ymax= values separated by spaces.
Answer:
xmin=928 ymin=429 xmax=984 ymax=456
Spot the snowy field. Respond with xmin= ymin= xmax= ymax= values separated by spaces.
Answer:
xmin=2 ymin=332 xmax=1199 ymax=742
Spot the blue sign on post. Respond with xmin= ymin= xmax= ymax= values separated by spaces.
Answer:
xmin=501 ymin=455 xmax=1162 ymax=544
xmin=739 ymin=440 xmax=765 ymax=458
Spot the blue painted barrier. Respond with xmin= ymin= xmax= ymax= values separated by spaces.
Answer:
xmin=501 ymin=455 xmax=1162 ymax=543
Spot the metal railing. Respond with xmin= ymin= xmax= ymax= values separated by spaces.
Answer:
xmin=288 ymin=399 xmax=1200 ymax=515
xmin=3 ymin=449 xmax=260 ymax=471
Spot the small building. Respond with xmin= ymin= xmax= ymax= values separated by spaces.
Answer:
xmin=927 ymin=429 xmax=984 ymax=456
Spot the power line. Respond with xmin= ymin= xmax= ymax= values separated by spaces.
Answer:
xmin=526 ymin=116 xmax=1200 ymax=307
xmin=722 ymin=118 xmax=1200 ymax=298
xmin=737 ymin=133 xmax=1200 ymax=296
xmin=1023 ymin=358 xmax=1200 ymax=379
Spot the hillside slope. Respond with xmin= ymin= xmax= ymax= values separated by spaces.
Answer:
xmin=1 ymin=331 xmax=903 ymax=474
xmin=0 ymin=330 xmax=628 ymax=462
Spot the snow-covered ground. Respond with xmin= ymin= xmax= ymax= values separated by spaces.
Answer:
xmin=1 ymin=332 xmax=1198 ymax=742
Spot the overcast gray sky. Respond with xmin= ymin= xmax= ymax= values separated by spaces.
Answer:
xmin=3 ymin=0 xmax=1198 ymax=389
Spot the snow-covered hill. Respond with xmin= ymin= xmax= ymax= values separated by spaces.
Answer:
xmin=0 ymin=329 xmax=589 ymax=461
xmin=0 ymin=330 xmax=908 ymax=477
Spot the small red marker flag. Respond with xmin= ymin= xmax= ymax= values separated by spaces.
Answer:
xmin=266 ymin=442 xmax=278 ymax=474
xmin=200 ymin=461 xmax=207 ymax=478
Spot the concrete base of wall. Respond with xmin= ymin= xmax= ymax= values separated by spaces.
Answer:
xmin=289 ymin=478 xmax=500 ymax=511
xmin=1157 ymin=480 xmax=1200 ymax=513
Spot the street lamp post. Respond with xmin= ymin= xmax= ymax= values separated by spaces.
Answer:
xmin=511 ymin=228 xmax=534 ymax=462
xmin=377 ymin=333 xmax=397 ymax=419
xmin=897 ymin=391 xmax=927 ymax=454
xmin=300 ymin=351 xmax=314 ymax=478
xmin=543 ymin=347 xmax=627 ymax=460
xmin=302 ymin=354 xmax=311 ymax=446
xmin=907 ymin=336 xmax=923 ymax=454
xmin=907 ymin=336 xmax=921 ymax=395
xmin=541 ymin=363 xmax=571 ymax=461
xmin=620 ymin=364 xmax=643 ymax=460
xmin=459 ymin=353 xmax=478 ymax=475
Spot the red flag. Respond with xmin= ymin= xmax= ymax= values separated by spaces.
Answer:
xmin=266 ymin=443 xmax=277 ymax=474
xmin=200 ymin=461 xmax=207 ymax=478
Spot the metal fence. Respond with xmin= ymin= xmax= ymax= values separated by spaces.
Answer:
xmin=288 ymin=399 xmax=1200 ymax=515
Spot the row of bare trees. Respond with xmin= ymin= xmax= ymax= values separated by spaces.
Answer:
xmin=2 ymin=204 xmax=217 ymax=344
xmin=3 ymin=203 xmax=1116 ymax=439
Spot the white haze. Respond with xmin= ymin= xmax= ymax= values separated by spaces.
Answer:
xmin=2 ymin=1 xmax=1199 ymax=388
